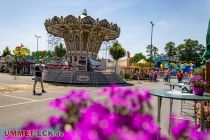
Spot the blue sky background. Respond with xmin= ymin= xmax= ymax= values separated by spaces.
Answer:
xmin=0 ymin=0 xmax=209 ymax=57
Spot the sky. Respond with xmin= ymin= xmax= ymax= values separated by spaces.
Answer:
xmin=0 ymin=0 xmax=209 ymax=58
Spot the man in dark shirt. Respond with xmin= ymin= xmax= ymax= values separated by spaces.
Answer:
xmin=33 ymin=65 xmax=46 ymax=95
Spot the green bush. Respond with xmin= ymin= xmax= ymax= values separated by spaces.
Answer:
xmin=119 ymin=72 xmax=131 ymax=79
xmin=119 ymin=71 xmax=124 ymax=78
xmin=124 ymin=73 xmax=131 ymax=79
xmin=193 ymin=68 xmax=203 ymax=76
xmin=20 ymin=70 xmax=24 ymax=76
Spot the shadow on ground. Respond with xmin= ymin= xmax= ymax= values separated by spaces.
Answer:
xmin=44 ymin=82 xmax=134 ymax=87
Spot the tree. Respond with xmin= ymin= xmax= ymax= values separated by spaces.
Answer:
xmin=32 ymin=50 xmax=53 ymax=58
xmin=130 ymin=53 xmax=146 ymax=64
xmin=176 ymin=39 xmax=205 ymax=66
xmin=2 ymin=47 xmax=11 ymax=57
xmin=193 ymin=44 xmax=205 ymax=66
xmin=164 ymin=41 xmax=176 ymax=57
xmin=146 ymin=45 xmax=158 ymax=63
xmin=54 ymin=43 xmax=66 ymax=58
xmin=146 ymin=45 xmax=158 ymax=56
xmin=176 ymin=44 xmax=185 ymax=61
xmin=146 ymin=45 xmax=152 ymax=57
xmin=152 ymin=46 xmax=159 ymax=56
xmin=109 ymin=41 xmax=126 ymax=73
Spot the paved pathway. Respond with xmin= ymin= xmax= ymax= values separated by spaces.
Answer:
xmin=0 ymin=73 xmax=194 ymax=138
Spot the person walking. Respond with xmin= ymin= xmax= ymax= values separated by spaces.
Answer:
xmin=177 ymin=70 xmax=183 ymax=83
xmin=33 ymin=64 xmax=46 ymax=95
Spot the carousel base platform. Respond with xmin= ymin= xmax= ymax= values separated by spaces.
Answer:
xmin=43 ymin=70 xmax=127 ymax=85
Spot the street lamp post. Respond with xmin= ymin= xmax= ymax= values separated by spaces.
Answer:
xmin=150 ymin=21 xmax=154 ymax=71
xmin=35 ymin=35 xmax=41 ymax=63
xmin=100 ymin=41 xmax=111 ymax=71
xmin=35 ymin=35 xmax=41 ymax=52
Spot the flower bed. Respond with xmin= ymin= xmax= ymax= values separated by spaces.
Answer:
xmin=5 ymin=86 xmax=210 ymax=140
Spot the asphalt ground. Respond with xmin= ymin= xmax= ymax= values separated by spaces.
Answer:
xmin=0 ymin=73 xmax=194 ymax=138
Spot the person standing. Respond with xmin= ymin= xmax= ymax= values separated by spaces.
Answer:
xmin=177 ymin=70 xmax=183 ymax=83
xmin=149 ymin=70 xmax=153 ymax=81
xmin=163 ymin=71 xmax=168 ymax=82
xmin=168 ymin=70 xmax=171 ymax=83
xmin=153 ymin=70 xmax=157 ymax=82
xmin=137 ymin=71 xmax=141 ymax=84
xmin=33 ymin=65 xmax=46 ymax=95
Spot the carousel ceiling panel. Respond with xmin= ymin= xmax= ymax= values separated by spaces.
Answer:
xmin=45 ymin=13 xmax=120 ymax=42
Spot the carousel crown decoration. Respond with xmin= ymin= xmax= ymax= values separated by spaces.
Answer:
xmin=44 ymin=10 xmax=120 ymax=59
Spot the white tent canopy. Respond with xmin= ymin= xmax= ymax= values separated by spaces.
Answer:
xmin=137 ymin=59 xmax=147 ymax=64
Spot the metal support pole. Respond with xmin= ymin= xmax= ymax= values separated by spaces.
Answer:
xmin=149 ymin=21 xmax=154 ymax=71
xmin=15 ymin=68 xmax=17 ymax=80
xmin=168 ymin=99 xmax=173 ymax=134
xmin=35 ymin=35 xmax=41 ymax=52
xmin=36 ymin=37 xmax=38 ymax=52
xmin=157 ymin=96 xmax=162 ymax=140
xmin=35 ymin=35 xmax=41 ymax=63
xmin=105 ymin=41 xmax=109 ymax=70
xmin=201 ymin=101 xmax=205 ymax=132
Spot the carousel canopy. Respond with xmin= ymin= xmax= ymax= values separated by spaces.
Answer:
xmin=44 ymin=10 xmax=120 ymax=58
